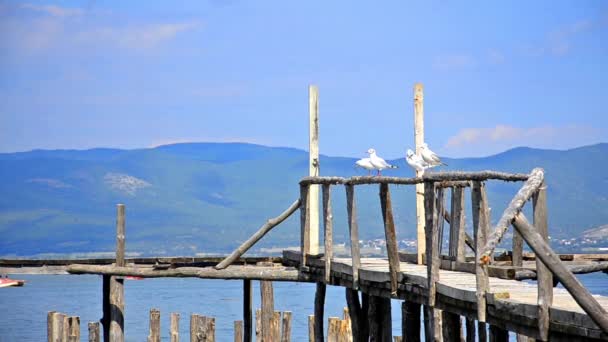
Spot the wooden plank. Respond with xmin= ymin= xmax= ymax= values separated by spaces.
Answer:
xmin=380 ymin=183 xmax=401 ymax=294
xmin=533 ymin=182 xmax=552 ymax=341
xmin=345 ymin=184 xmax=361 ymax=289
xmin=148 ymin=309 xmax=160 ymax=342
xmin=323 ymin=184 xmax=333 ymax=283
xmin=314 ymin=283 xmax=326 ymax=342
xmin=89 ymin=322 xmax=100 ymax=342
xmin=403 ymin=301 xmax=420 ymax=342
xmin=442 ymin=311 xmax=462 ymax=342
xmin=260 ymin=281 xmax=274 ymax=342
xmin=512 ymin=213 xmax=608 ymax=333
xmin=309 ymin=84 xmax=320 ymax=255
xmin=171 ymin=313 xmax=180 ymax=342
xmin=244 ymin=280 xmax=252 ymax=342
xmin=235 ymin=321 xmax=243 ymax=342
xmin=281 ymin=311 xmax=292 ymax=342
xmin=449 ymin=186 xmax=466 ymax=263
xmin=216 ymin=199 xmax=300 ymax=269
xmin=300 ymin=184 xmax=310 ymax=267
xmin=414 ymin=83 xmax=426 ymax=265
xmin=471 ymin=181 xmax=490 ymax=323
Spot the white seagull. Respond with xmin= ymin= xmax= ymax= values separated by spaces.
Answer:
xmin=420 ymin=143 xmax=447 ymax=167
xmin=367 ymin=148 xmax=397 ymax=176
xmin=406 ymin=149 xmax=428 ymax=175
xmin=355 ymin=157 xmax=375 ymax=175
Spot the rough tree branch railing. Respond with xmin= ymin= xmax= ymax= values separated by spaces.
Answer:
xmin=478 ymin=168 xmax=545 ymax=263
xmin=215 ymin=199 xmax=301 ymax=270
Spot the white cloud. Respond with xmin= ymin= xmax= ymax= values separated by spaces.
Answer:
xmin=432 ymin=54 xmax=475 ymax=71
xmin=443 ymin=124 xmax=602 ymax=157
xmin=21 ymin=3 xmax=83 ymax=17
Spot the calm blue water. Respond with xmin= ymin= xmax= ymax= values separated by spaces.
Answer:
xmin=0 ymin=273 xmax=606 ymax=341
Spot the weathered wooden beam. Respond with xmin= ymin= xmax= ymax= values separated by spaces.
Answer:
xmin=260 ymin=281 xmax=274 ymax=342
xmin=235 ymin=321 xmax=243 ymax=342
xmin=345 ymin=184 xmax=361 ymax=289
xmin=314 ymin=283 xmax=326 ymax=342
xmin=449 ymin=186 xmax=466 ymax=263
xmin=472 ymin=181 xmax=490 ymax=323
xmin=512 ymin=230 xmax=523 ymax=267
xmin=89 ymin=322 xmax=100 ymax=342
xmin=414 ymin=83 xmax=426 ymax=266
xmin=171 ymin=313 xmax=180 ymax=342
xmin=111 ymin=204 xmax=125 ymax=342
xmin=215 ymin=199 xmax=300 ymax=270
xmin=148 ymin=308 xmax=160 ymax=342
xmin=243 ymin=280 xmax=252 ymax=342
xmin=441 ymin=311 xmax=462 ymax=342
xmin=479 ymin=168 xmax=544 ymax=263
xmin=68 ymin=264 xmax=311 ymax=281
xmin=308 ymin=84 xmax=320 ymax=256
xmin=512 ymin=213 xmax=608 ymax=333
xmin=322 ymin=184 xmax=333 ymax=283
xmin=380 ymin=183 xmax=400 ymax=295
xmin=281 ymin=312 xmax=292 ymax=342
xmin=533 ymin=182 xmax=552 ymax=341
xmin=345 ymin=289 xmax=366 ymax=342
xmin=424 ymin=181 xmax=441 ymax=341
xmin=300 ymin=171 xmax=529 ymax=186
xmin=300 ymin=184 xmax=310 ymax=268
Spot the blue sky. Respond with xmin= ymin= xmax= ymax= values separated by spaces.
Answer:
xmin=0 ymin=1 xmax=606 ymax=158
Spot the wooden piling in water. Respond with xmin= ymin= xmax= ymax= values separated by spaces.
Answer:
xmin=327 ymin=317 xmax=340 ymax=342
xmin=402 ymin=301 xmax=420 ymax=342
xmin=190 ymin=315 xmax=215 ymax=342
xmin=489 ymin=325 xmax=508 ymax=342
xmin=308 ymin=315 xmax=315 ymax=342
xmin=260 ymin=280 xmax=274 ymax=342
xmin=148 ymin=308 xmax=160 ymax=342
xmin=424 ymin=182 xmax=441 ymax=340
xmin=255 ymin=309 xmax=261 ymax=342
xmin=89 ymin=322 xmax=100 ymax=342
xmin=243 ymin=280 xmax=252 ymax=342
xmin=110 ymin=204 xmax=125 ymax=342
xmin=465 ymin=318 xmax=475 ymax=342
xmin=345 ymin=288 xmax=366 ymax=341
xmin=171 ymin=313 xmax=180 ymax=342
xmin=281 ymin=311 xmax=292 ymax=342
xmin=235 ymin=321 xmax=243 ymax=342
xmin=533 ymin=181 xmax=552 ymax=341
xmin=368 ymin=295 xmax=391 ymax=342
xmin=68 ymin=316 xmax=80 ymax=342
xmin=314 ymin=282 xmax=326 ymax=342
xmin=441 ymin=311 xmax=462 ymax=342
xmin=471 ymin=182 xmax=489 ymax=325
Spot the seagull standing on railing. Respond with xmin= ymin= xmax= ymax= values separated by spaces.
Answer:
xmin=420 ymin=143 xmax=448 ymax=167
xmin=355 ymin=157 xmax=375 ymax=176
xmin=367 ymin=148 xmax=397 ymax=176
xmin=406 ymin=149 xmax=428 ymax=175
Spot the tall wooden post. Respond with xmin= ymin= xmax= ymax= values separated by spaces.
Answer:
xmin=314 ymin=283 xmax=326 ymax=342
xmin=534 ymin=182 xmax=552 ymax=341
xmin=110 ymin=204 xmax=125 ymax=342
xmin=260 ymin=281 xmax=274 ymax=342
xmin=243 ymin=280 xmax=253 ymax=342
xmin=414 ymin=83 xmax=425 ymax=264
xmin=308 ymin=85 xmax=320 ymax=255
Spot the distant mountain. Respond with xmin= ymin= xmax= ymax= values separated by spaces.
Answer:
xmin=1 ymin=142 xmax=607 ymax=256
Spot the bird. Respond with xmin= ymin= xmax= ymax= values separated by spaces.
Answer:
xmin=406 ymin=149 xmax=428 ymax=175
xmin=367 ymin=148 xmax=397 ymax=176
xmin=420 ymin=143 xmax=447 ymax=167
xmin=355 ymin=157 xmax=375 ymax=176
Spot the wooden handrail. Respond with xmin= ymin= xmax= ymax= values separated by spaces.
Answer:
xmin=479 ymin=168 xmax=544 ymax=263
xmin=215 ymin=199 xmax=301 ymax=270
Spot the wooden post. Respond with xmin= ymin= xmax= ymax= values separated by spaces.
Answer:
xmin=48 ymin=311 xmax=56 ymax=342
xmin=512 ymin=231 xmax=523 ymax=267
xmin=394 ymin=338 xmax=403 ymax=342
xmin=255 ymin=309 xmax=261 ymax=342
xmin=322 ymin=184 xmax=333 ymax=283
xmin=414 ymin=83 xmax=426 ymax=265
xmin=110 ymin=204 xmax=125 ymax=342
xmin=190 ymin=314 xmax=197 ymax=342
xmin=243 ymin=280 xmax=253 ymax=342
xmin=345 ymin=184 xmax=361 ymax=289
xmin=533 ymin=182 xmax=552 ymax=341
xmin=171 ymin=313 xmax=180 ymax=342
xmin=368 ymin=295 xmax=391 ymax=342
xmin=101 ymin=275 xmax=110 ymax=342
xmin=260 ymin=281 xmax=274 ymax=342
xmin=300 ymin=184 xmax=310 ymax=267
xmin=308 ymin=315 xmax=315 ymax=342
xmin=327 ymin=317 xmax=340 ymax=342
xmin=380 ymin=183 xmax=401 ymax=295
xmin=148 ymin=308 xmax=160 ymax=342
xmin=308 ymin=84 xmax=320 ymax=255
xmin=403 ymin=301 xmax=420 ymax=342
xmin=272 ymin=312 xmax=281 ymax=341
xmin=63 ymin=315 xmax=70 ymax=342
xmin=89 ymin=322 xmax=100 ymax=342
xmin=424 ymin=181 xmax=441 ymax=340
xmin=68 ymin=316 xmax=80 ymax=342
xmin=235 ymin=321 xmax=244 ymax=342
xmin=488 ymin=325 xmax=508 ymax=342
xmin=465 ymin=318 xmax=475 ymax=342
xmin=281 ymin=312 xmax=292 ymax=342
xmin=345 ymin=289 xmax=366 ymax=342
xmin=314 ymin=283 xmax=326 ymax=342
xmin=449 ymin=186 xmax=466 ymax=263
xmin=202 ymin=316 xmax=216 ymax=342
xmin=49 ymin=312 xmax=65 ymax=342
xmin=477 ymin=322 xmax=487 ymax=342
xmin=441 ymin=311 xmax=462 ymax=342
xmin=471 ymin=182 xmax=489 ymax=324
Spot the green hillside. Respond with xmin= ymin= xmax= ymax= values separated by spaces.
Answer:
xmin=1 ymin=143 xmax=607 ymax=256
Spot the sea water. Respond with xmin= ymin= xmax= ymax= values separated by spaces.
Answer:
xmin=0 ymin=272 xmax=606 ymax=341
